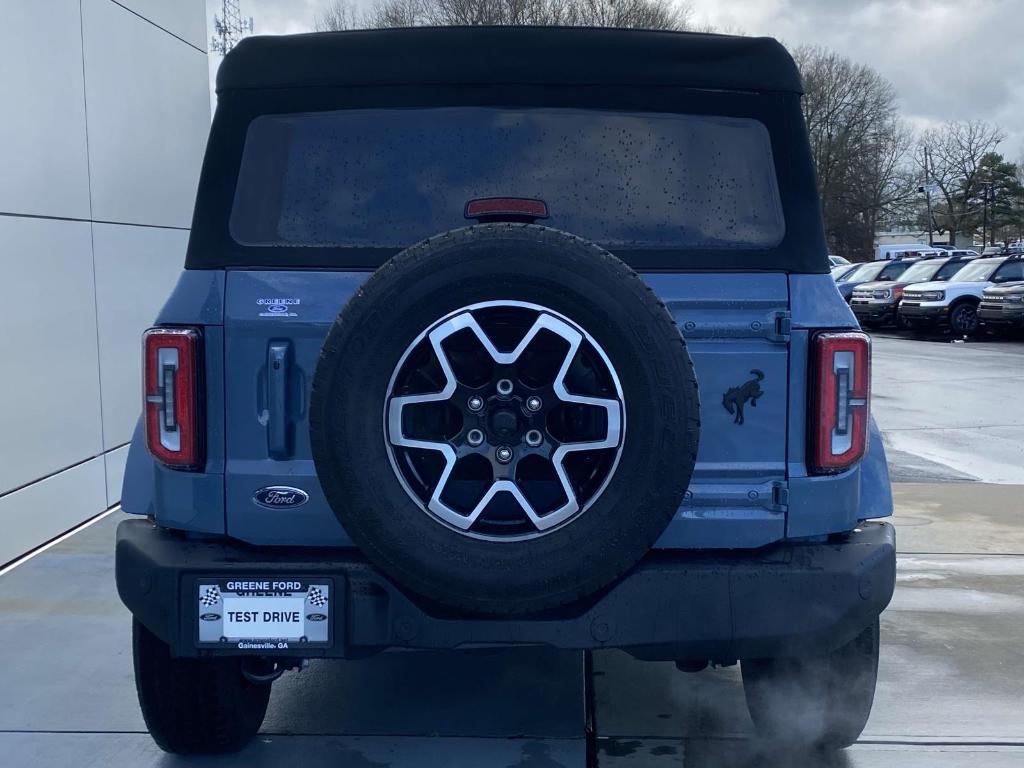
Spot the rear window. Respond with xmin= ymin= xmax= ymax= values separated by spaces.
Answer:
xmin=229 ymin=107 xmax=785 ymax=251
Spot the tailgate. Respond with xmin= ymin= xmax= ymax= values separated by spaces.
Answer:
xmin=222 ymin=271 xmax=789 ymax=549
xmin=645 ymin=273 xmax=790 ymax=549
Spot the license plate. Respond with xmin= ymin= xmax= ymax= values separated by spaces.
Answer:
xmin=196 ymin=578 xmax=331 ymax=649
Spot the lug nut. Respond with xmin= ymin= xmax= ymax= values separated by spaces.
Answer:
xmin=495 ymin=446 xmax=513 ymax=464
xmin=496 ymin=379 xmax=514 ymax=396
xmin=526 ymin=396 xmax=543 ymax=412
xmin=467 ymin=395 xmax=484 ymax=412
xmin=525 ymin=429 xmax=543 ymax=447
xmin=467 ymin=429 xmax=484 ymax=447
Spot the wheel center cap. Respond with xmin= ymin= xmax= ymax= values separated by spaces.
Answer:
xmin=489 ymin=409 xmax=520 ymax=439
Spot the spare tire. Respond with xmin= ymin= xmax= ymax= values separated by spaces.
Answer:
xmin=310 ymin=224 xmax=699 ymax=615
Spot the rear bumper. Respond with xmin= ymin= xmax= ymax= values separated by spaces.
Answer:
xmin=116 ymin=518 xmax=895 ymax=661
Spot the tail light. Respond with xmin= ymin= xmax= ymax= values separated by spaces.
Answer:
xmin=143 ymin=327 xmax=203 ymax=469
xmin=811 ymin=331 xmax=870 ymax=474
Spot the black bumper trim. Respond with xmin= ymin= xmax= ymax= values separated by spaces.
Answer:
xmin=116 ymin=519 xmax=895 ymax=661
xmin=979 ymin=308 xmax=1024 ymax=325
xmin=851 ymin=304 xmax=896 ymax=323
xmin=899 ymin=303 xmax=946 ymax=321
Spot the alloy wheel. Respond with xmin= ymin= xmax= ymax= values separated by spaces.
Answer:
xmin=951 ymin=304 xmax=979 ymax=334
xmin=383 ymin=301 xmax=625 ymax=541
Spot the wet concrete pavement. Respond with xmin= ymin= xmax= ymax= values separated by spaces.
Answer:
xmin=592 ymin=480 xmax=1024 ymax=765
xmin=0 ymin=510 xmax=587 ymax=767
xmin=871 ymin=334 xmax=1024 ymax=483
xmin=1 ymin=337 xmax=1022 ymax=766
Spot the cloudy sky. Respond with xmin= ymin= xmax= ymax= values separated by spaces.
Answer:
xmin=206 ymin=0 xmax=1024 ymax=158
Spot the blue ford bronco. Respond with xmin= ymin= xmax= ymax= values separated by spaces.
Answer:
xmin=116 ymin=27 xmax=895 ymax=754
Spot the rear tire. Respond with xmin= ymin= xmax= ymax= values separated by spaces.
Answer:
xmin=132 ymin=619 xmax=271 ymax=754
xmin=741 ymin=619 xmax=880 ymax=749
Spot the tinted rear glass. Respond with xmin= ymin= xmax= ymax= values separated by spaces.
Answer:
xmin=229 ymin=107 xmax=785 ymax=251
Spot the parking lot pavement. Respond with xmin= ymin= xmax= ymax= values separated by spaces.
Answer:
xmin=0 ymin=511 xmax=586 ymax=768
xmin=871 ymin=334 xmax=1024 ymax=483
xmin=593 ymin=480 xmax=1024 ymax=766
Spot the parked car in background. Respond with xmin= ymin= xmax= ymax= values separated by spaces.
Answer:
xmin=850 ymin=254 xmax=980 ymax=328
xmin=829 ymin=254 xmax=851 ymax=266
xmin=832 ymin=263 xmax=860 ymax=281
xmin=979 ymin=281 xmax=1024 ymax=333
xmin=982 ymin=246 xmax=1004 ymax=256
xmin=900 ymin=256 xmax=1024 ymax=335
xmin=836 ymin=258 xmax=918 ymax=301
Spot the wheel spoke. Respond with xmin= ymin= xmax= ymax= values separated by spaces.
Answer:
xmin=439 ymin=480 xmax=544 ymax=531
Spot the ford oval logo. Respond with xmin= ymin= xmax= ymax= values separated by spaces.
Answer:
xmin=200 ymin=613 xmax=221 ymax=622
xmin=253 ymin=486 xmax=309 ymax=509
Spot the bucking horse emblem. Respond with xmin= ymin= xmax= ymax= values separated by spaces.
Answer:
xmin=722 ymin=369 xmax=765 ymax=425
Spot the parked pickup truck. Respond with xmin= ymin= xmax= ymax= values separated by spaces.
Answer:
xmin=899 ymin=256 xmax=1024 ymax=335
xmin=115 ymin=27 xmax=895 ymax=755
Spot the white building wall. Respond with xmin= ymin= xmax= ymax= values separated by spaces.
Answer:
xmin=0 ymin=0 xmax=209 ymax=565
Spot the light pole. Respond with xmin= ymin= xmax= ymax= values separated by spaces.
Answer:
xmin=982 ymin=183 xmax=988 ymax=247
xmin=923 ymin=146 xmax=934 ymax=247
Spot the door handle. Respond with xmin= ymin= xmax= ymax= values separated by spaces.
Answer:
xmin=267 ymin=341 xmax=290 ymax=458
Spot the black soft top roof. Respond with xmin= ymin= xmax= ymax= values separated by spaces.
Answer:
xmin=216 ymin=26 xmax=802 ymax=94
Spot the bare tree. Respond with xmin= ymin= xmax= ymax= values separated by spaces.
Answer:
xmin=793 ymin=45 xmax=913 ymax=258
xmin=314 ymin=0 xmax=362 ymax=30
xmin=371 ymin=0 xmax=430 ymax=27
xmin=315 ymin=0 xmax=694 ymax=30
xmin=853 ymin=118 xmax=917 ymax=246
xmin=560 ymin=0 xmax=690 ymax=29
xmin=917 ymin=121 xmax=1005 ymax=242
